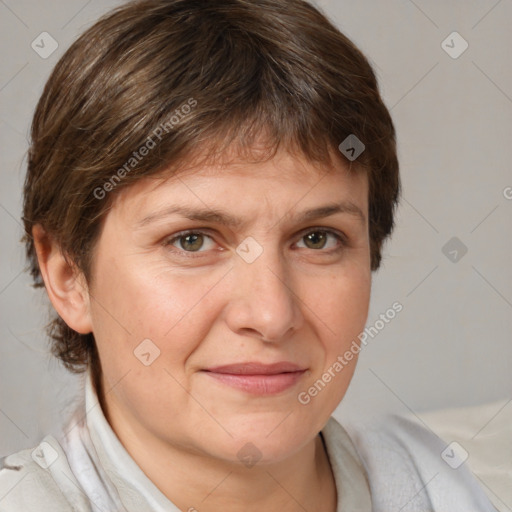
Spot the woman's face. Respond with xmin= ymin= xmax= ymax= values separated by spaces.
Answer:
xmin=87 ymin=148 xmax=371 ymax=465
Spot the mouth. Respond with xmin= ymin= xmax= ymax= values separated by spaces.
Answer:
xmin=201 ymin=362 xmax=307 ymax=395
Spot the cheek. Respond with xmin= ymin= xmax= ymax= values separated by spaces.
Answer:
xmin=89 ymin=254 xmax=224 ymax=365
xmin=295 ymin=268 xmax=370 ymax=419
xmin=303 ymin=264 xmax=371 ymax=341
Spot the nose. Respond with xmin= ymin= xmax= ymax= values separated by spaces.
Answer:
xmin=223 ymin=247 xmax=304 ymax=342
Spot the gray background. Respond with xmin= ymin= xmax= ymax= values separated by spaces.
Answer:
xmin=1 ymin=0 xmax=511 ymax=457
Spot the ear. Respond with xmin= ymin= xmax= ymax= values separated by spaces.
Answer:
xmin=32 ymin=224 xmax=93 ymax=334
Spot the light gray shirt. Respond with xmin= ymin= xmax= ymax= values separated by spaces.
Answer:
xmin=0 ymin=367 xmax=498 ymax=511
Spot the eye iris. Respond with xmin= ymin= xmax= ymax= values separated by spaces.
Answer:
xmin=180 ymin=233 xmax=203 ymax=251
xmin=304 ymin=231 xmax=327 ymax=249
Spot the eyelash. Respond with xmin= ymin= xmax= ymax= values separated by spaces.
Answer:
xmin=163 ymin=227 xmax=348 ymax=258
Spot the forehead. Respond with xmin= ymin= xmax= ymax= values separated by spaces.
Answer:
xmin=110 ymin=147 xmax=368 ymax=224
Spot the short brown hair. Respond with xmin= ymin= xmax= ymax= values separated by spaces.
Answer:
xmin=22 ymin=0 xmax=400 ymax=375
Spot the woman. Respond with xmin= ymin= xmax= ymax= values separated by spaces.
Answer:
xmin=0 ymin=0 xmax=498 ymax=510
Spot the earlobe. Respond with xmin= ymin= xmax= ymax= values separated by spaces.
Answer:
xmin=32 ymin=225 xmax=93 ymax=335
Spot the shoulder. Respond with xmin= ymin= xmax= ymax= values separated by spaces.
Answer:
xmin=334 ymin=413 xmax=499 ymax=512
xmin=0 ymin=435 xmax=88 ymax=512
xmin=421 ymin=399 xmax=512 ymax=512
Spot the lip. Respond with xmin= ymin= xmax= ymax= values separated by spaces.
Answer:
xmin=202 ymin=362 xmax=307 ymax=395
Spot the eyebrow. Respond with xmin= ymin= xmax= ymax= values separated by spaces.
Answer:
xmin=135 ymin=201 xmax=366 ymax=229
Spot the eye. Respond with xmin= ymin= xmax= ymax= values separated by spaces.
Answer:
xmin=163 ymin=227 xmax=346 ymax=258
xmin=295 ymin=229 xmax=345 ymax=251
xmin=165 ymin=231 xmax=216 ymax=253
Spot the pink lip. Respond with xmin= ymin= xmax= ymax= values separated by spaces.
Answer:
xmin=202 ymin=362 xmax=307 ymax=395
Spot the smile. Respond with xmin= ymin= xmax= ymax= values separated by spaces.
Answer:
xmin=201 ymin=362 xmax=307 ymax=395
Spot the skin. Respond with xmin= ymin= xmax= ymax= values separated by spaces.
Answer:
xmin=34 ymin=147 xmax=371 ymax=512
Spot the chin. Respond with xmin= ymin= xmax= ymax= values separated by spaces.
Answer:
xmin=218 ymin=416 xmax=316 ymax=464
